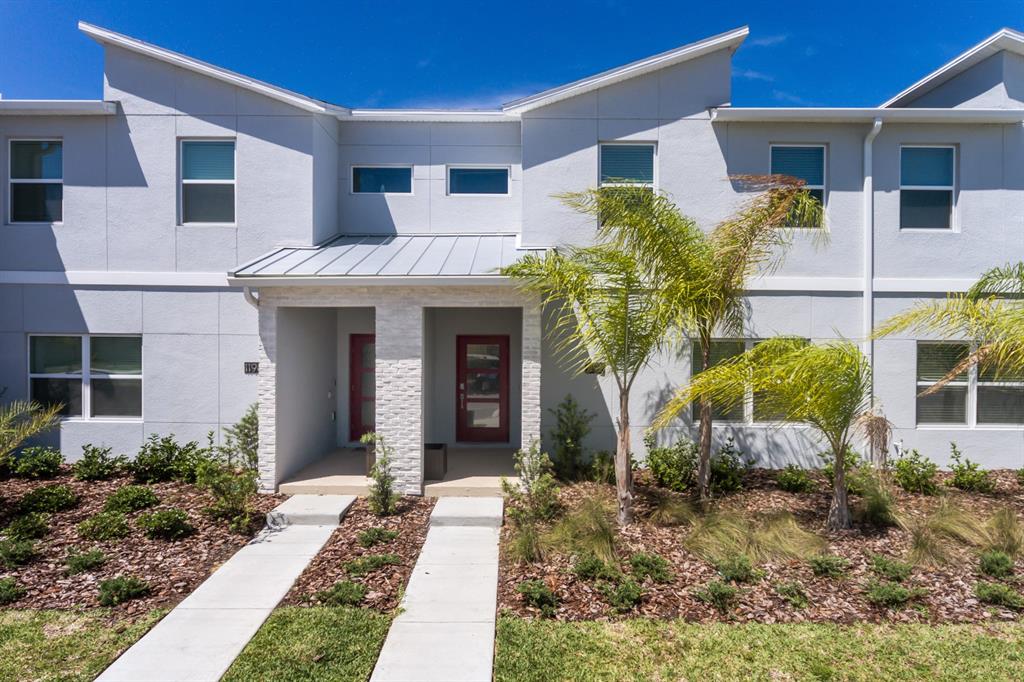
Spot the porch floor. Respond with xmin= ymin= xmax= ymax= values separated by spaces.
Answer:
xmin=278 ymin=447 xmax=518 ymax=497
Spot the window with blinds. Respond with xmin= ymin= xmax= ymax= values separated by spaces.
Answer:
xmin=181 ymin=140 xmax=235 ymax=224
xmin=977 ymin=362 xmax=1024 ymax=424
xmin=900 ymin=146 xmax=954 ymax=229
xmin=770 ymin=145 xmax=824 ymax=227
xmin=599 ymin=144 xmax=655 ymax=186
xmin=916 ymin=342 xmax=968 ymax=424
xmin=691 ymin=340 xmax=745 ymax=422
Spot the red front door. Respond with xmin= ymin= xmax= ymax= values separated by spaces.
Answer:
xmin=456 ymin=335 xmax=510 ymax=443
xmin=349 ymin=334 xmax=375 ymax=442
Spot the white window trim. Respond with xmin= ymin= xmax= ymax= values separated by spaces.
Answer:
xmin=350 ymin=164 xmax=414 ymax=196
xmin=27 ymin=334 xmax=143 ymax=422
xmin=445 ymin=165 xmax=511 ymax=197
xmin=769 ymin=143 xmax=826 ymax=228
xmin=899 ymin=144 xmax=957 ymax=232
xmin=8 ymin=138 xmax=63 ymax=226
xmin=179 ymin=138 xmax=236 ymax=227
xmin=598 ymin=141 xmax=657 ymax=190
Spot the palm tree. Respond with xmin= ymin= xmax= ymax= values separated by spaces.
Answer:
xmin=560 ymin=177 xmax=820 ymax=504
xmin=655 ymin=338 xmax=878 ymax=530
xmin=874 ymin=262 xmax=1024 ymax=390
xmin=1 ymin=398 xmax=63 ymax=468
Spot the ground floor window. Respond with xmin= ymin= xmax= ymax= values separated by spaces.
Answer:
xmin=916 ymin=341 xmax=1024 ymax=426
xmin=691 ymin=339 xmax=800 ymax=425
xmin=29 ymin=335 xmax=142 ymax=419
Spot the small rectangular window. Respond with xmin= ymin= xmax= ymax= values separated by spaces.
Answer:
xmin=916 ymin=342 xmax=968 ymax=424
xmin=181 ymin=140 xmax=235 ymax=223
xmin=448 ymin=167 xmax=509 ymax=195
xmin=691 ymin=340 xmax=745 ymax=422
xmin=10 ymin=140 xmax=63 ymax=223
xmin=28 ymin=335 xmax=142 ymax=419
xmin=600 ymin=144 xmax=655 ymax=186
xmin=29 ymin=336 xmax=82 ymax=417
xmin=977 ymin=364 xmax=1024 ymax=425
xmin=90 ymin=336 xmax=142 ymax=418
xmin=900 ymin=146 xmax=954 ymax=229
xmin=770 ymin=145 xmax=824 ymax=227
xmin=352 ymin=166 xmax=412 ymax=194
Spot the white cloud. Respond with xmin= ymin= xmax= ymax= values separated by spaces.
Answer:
xmin=771 ymin=89 xmax=814 ymax=106
xmin=395 ymin=86 xmax=548 ymax=110
xmin=735 ymin=68 xmax=774 ymax=82
xmin=748 ymin=34 xmax=788 ymax=47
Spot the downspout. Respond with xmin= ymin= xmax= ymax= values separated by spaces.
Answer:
xmin=862 ymin=118 xmax=883 ymax=380
xmin=242 ymin=286 xmax=260 ymax=308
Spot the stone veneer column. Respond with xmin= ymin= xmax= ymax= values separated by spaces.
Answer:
xmin=375 ymin=303 xmax=424 ymax=494
xmin=521 ymin=297 xmax=543 ymax=450
xmin=256 ymin=301 xmax=277 ymax=493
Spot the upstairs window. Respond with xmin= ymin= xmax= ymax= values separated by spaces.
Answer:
xmin=29 ymin=335 xmax=142 ymax=419
xmin=447 ymin=167 xmax=509 ymax=195
xmin=770 ymin=145 xmax=824 ymax=227
xmin=181 ymin=140 xmax=235 ymax=224
xmin=352 ymin=166 xmax=412 ymax=194
xmin=900 ymin=146 xmax=954 ymax=229
xmin=599 ymin=143 xmax=655 ymax=187
xmin=916 ymin=342 xmax=968 ymax=424
xmin=9 ymin=140 xmax=62 ymax=223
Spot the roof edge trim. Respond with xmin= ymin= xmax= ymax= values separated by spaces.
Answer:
xmin=0 ymin=100 xmax=117 ymax=115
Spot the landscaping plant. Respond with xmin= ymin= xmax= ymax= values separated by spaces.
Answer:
xmin=78 ymin=511 xmax=132 ymax=541
xmin=0 ymin=538 xmax=37 ymax=567
xmin=974 ymin=581 xmax=1024 ymax=610
xmin=693 ymin=579 xmax=739 ymax=614
xmin=776 ymin=464 xmax=814 ymax=493
xmin=18 ymin=484 xmax=78 ymax=514
xmin=517 ymin=579 xmax=558 ymax=617
xmin=548 ymin=394 xmax=594 ymax=481
xmin=358 ymin=527 xmax=399 ymax=548
xmin=315 ymin=580 xmax=366 ymax=606
xmin=361 ymin=432 xmax=399 ymax=516
xmin=0 ymin=399 xmax=62 ymax=479
xmin=808 ymin=554 xmax=850 ymax=578
xmin=573 ymin=554 xmax=620 ymax=582
xmin=599 ymin=577 xmax=643 ymax=612
xmin=709 ymin=439 xmax=747 ymax=494
xmin=546 ymin=497 xmax=616 ymax=564
xmin=775 ymin=581 xmax=809 ymax=608
xmin=979 ymin=550 xmax=1014 ymax=579
xmin=73 ymin=445 xmax=127 ymax=481
xmin=644 ymin=432 xmax=697 ymax=492
xmin=865 ymin=580 xmax=927 ymax=609
xmin=946 ymin=442 xmax=995 ymax=493
xmin=629 ymin=552 xmax=673 ymax=583
xmin=65 ymin=548 xmax=108 ymax=575
xmin=13 ymin=446 xmax=63 ymax=479
xmin=98 ymin=576 xmax=151 ymax=606
xmin=715 ymin=554 xmax=761 ymax=583
xmin=132 ymin=434 xmax=209 ymax=483
xmin=855 ymin=472 xmax=897 ymax=528
xmin=104 ymin=485 xmax=159 ymax=513
xmin=502 ymin=440 xmax=559 ymax=522
xmin=196 ymin=459 xmax=258 ymax=532
xmin=5 ymin=512 xmax=49 ymax=540
xmin=646 ymin=489 xmax=694 ymax=527
xmin=0 ymin=577 xmax=25 ymax=605
xmin=869 ymin=555 xmax=913 ymax=583
xmin=986 ymin=508 xmax=1024 ymax=556
xmin=892 ymin=449 xmax=939 ymax=495
xmin=344 ymin=553 xmax=400 ymax=576
xmin=138 ymin=509 xmax=195 ymax=540
xmin=587 ymin=451 xmax=615 ymax=485
xmin=220 ymin=403 xmax=259 ymax=470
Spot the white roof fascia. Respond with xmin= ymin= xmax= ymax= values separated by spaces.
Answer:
xmin=0 ymin=100 xmax=117 ymax=115
xmin=880 ymin=28 xmax=1024 ymax=108
xmin=502 ymin=26 xmax=749 ymax=114
xmin=347 ymin=109 xmax=518 ymax=122
xmin=711 ymin=107 xmax=1024 ymax=123
xmin=227 ymin=274 xmax=517 ymax=287
xmin=78 ymin=21 xmax=348 ymax=115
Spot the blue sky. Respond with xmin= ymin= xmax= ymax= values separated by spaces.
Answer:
xmin=1 ymin=0 xmax=1023 ymax=108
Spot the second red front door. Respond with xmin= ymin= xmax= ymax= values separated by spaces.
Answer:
xmin=456 ymin=335 xmax=510 ymax=443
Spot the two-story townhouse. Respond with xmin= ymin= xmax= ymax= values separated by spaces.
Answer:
xmin=2 ymin=22 xmax=1022 ymax=495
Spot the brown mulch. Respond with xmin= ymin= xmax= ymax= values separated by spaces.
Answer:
xmin=499 ymin=469 xmax=1024 ymax=624
xmin=283 ymin=496 xmax=434 ymax=611
xmin=0 ymin=469 xmax=284 ymax=619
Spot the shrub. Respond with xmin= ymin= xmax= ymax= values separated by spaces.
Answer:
xmin=0 ymin=577 xmax=25 ymax=605
xmin=646 ymin=490 xmax=694 ymax=527
xmin=5 ymin=512 xmax=49 ymax=540
xmin=98 ymin=576 xmax=151 ymax=606
xmin=865 ymin=580 xmax=927 ymax=608
xmin=588 ymin=451 xmax=615 ymax=485
xmin=196 ymin=460 xmax=258 ymax=532
xmin=599 ymin=577 xmax=643 ymax=612
xmin=693 ymin=580 xmax=739 ymax=614
xmin=710 ymin=439 xmax=748 ymax=494
xmin=928 ymin=499 xmax=988 ymax=547
xmin=138 ymin=509 xmax=194 ymax=540
xmin=73 ymin=445 xmax=127 ymax=481
xmin=629 ymin=552 xmax=673 ymax=583
xmin=776 ymin=464 xmax=814 ymax=493
xmin=0 ymin=538 xmax=37 ymax=567
xmin=517 ymin=579 xmax=558 ymax=617
xmin=104 ymin=485 xmax=159 ymax=514
xmin=65 ymin=547 xmax=108 ymax=575
xmin=946 ymin=442 xmax=995 ymax=493
xmin=1018 ymin=468 xmax=1024 ymax=487
xmin=974 ymin=581 xmax=1024 ymax=610
xmin=315 ymin=580 xmax=366 ymax=606
xmin=548 ymin=395 xmax=595 ymax=481
xmin=78 ymin=511 xmax=131 ymax=541
xmin=13 ymin=446 xmax=63 ymax=479
xmin=546 ymin=497 xmax=616 ymax=564
xmin=344 ymin=553 xmax=400 ymax=577
xmin=808 ymin=554 xmax=850 ymax=578
xmin=506 ymin=519 xmax=545 ymax=564
xmin=361 ymin=432 xmax=399 ymax=516
xmin=822 ymin=447 xmax=868 ymax=496
xmin=869 ymin=554 xmax=913 ymax=582
xmin=907 ymin=524 xmax=950 ymax=567
xmin=573 ymin=554 xmax=619 ymax=581
xmin=502 ymin=439 xmax=560 ymax=522
xmin=644 ymin=432 xmax=697 ymax=493
xmin=358 ymin=527 xmax=399 ymax=548
xmin=892 ymin=448 xmax=938 ymax=495
xmin=18 ymin=484 xmax=78 ymax=514
xmin=715 ymin=554 xmax=760 ymax=583
xmin=855 ymin=473 xmax=897 ymax=528
xmin=132 ymin=434 xmax=209 ymax=483
xmin=219 ymin=403 xmax=259 ymax=470
xmin=980 ymin=550 xmax=1014 ymax=579
xmin=776 ymin=581 xmax=809 ymax=608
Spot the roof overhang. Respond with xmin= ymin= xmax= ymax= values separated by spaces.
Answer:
xmin=0 ymin=100 xmax=117 ymax=116
xmin=881 ymin=28 xmax=1024 ymax=108
xmin=227 ymin=274 xmax=517 ymax=287
xmin=347 ymin=109 xmax=517 ymax=122
xmin=711 ymin=107 xmax=1024 ymax=124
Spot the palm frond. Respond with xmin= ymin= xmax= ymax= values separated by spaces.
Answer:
xmin=967 ymin=262 xmax=1024 ymax=299
xmin=0 ymin=400 xmax=62 ymax=459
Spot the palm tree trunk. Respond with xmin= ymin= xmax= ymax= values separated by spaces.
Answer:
xmin=696 ymin=339 xmax=713 ymax=505
xmin=827 ymin=444 xmax=852 ymax=530
xmin=615 ymin=388 xmax=634 ymax=525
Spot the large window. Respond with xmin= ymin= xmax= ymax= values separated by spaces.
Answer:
xmin=447 ymin=167 xmax=509 ymax=195
xmin=900 ymin=146 xmax=954 ymax=229
xmin=29 ymin=335 xmax=142 ymax=419
xmin=770 ymin=145 xmax=824 ymax=227
xmin=352 ymin=166 xmax=412 ymax=194
xmin=9 ymin=140 xmax=62 ymax=223
xmin=691 ymin=340 xmax=745 ymax=422
xmin=916 ymin=341 xmax=1024 ymax=426
xmin=599 ymin=143 xmax=655 ymax=187
xmin=180 ymin=140 xmax=235 ymax=224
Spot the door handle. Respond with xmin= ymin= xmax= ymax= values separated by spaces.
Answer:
xmin=460 ymin=393 xmax=464 ymax=409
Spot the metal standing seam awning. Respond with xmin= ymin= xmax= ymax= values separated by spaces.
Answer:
xmin=228 ymin=234 xmax=546 ymax=286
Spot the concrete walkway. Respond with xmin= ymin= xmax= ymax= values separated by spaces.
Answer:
xmin=97 ymin=495 xmax=354 ymax=682
xmin=371 ymin=497 xmax=504 ymax=682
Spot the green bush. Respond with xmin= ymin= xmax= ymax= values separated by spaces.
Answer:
xmin=856 ymin=473 xmax=898 ymax=528
xmin=629 ymin=552 xmax=673 ymax=583
xmin=65 ymin=547 xmax=107 ymax=575
xmin=822 ymin=447 xmax=869 ymax=496
xmin=573 ymin=554 xmax=619 ymax=581
xmin=1017 ymin=468 xmax=1024 ymax=487
xmin=358 ymin=527 xmax=399 ymax=548
xmin=13 ymin=446 xmax=63 ymax=479
xmin=865 ymin=580 xmax=927 ymax=608
xmin=78 ymin=511 xmax=131 ymax=541
xmin=776 ymin=464 xmax=814 ymax=493
xmin=548 ymin=395 xmax=595 ymax=481
xmin=18 ymin=484 xmax=78 ymax=513
xmin=693 ymin=579 xmax=739 ymax=614
xmin=344 ymin=553 xmax=400 ymax=577
xmin=870 ymin=554 xmax=913 ymax=583
xmin=104 ymin=485 xmax=159 ymax=513
xmin=599 ymin=577 xmax=643 ymax=612
xmin=315 ymin=580 xmax=366 ymax=606
xmin=0 ymin=577 xmax=26 ymax=605
xmin=196 ymin=460 xmax=257 ymax=532
xmin=517 ymin=579 xmax=558 ymax=617
xmin=893 ymin=449 xmax=939 ymax=495
xmin=715 ymin=554 xmax=760 ymax=583
xmin=502 ymin=439 xmax=560 ymax=522
xmin=710 ymin=439 xmax=748 ymax=494
xmin=980 ymin=550 xmax=1014 ymax=579
xmin=361 ymin=432 xmax=399 ymax=516
xmin=588 ymin=451 xmax=615 ymax=485
xmin=73 ymin=445 xmax=128 ymax=481
xmin=974 ymin=581 xmax=1024 ymax=610
xmin=138 ymin=509 xmax=194 ymax=540
xmin=947 ymin=442 xmax=995 ymax=494
xmin=98 ymin=576 xmax=151 ymax=606
xmin=219 ymin=403 xmax=259 ymax=470
xmin=776 ymin=580 xmax=809 ymax=608
xmin=5 ymin=512 xmax=49 ymax=540
xmin=808 ymin=554 xmax=850 ymax=578
xmin=644 ymin=432 xmax=697 ymax=493
xmin=0 ymin=538 xmax=37 ymax=567
xmin=132 ymin=434 xmax=210 ymax=483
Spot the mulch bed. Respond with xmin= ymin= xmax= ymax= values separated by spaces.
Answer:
xmin=0 ymin=468 xmax=284 ymax=619
xmin=283 ymin=496 xmax=434 ymax=611
xmin=499 ymin=469 xmax=1024 ymax=624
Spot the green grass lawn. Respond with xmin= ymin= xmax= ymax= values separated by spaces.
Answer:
xmin=0 ymin=609 xmax=165 ymax=682
xmin=495 ymin=616 xmax=1024 ymax=682
xmin=223 ymin=606 xmax=392 ymax=682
